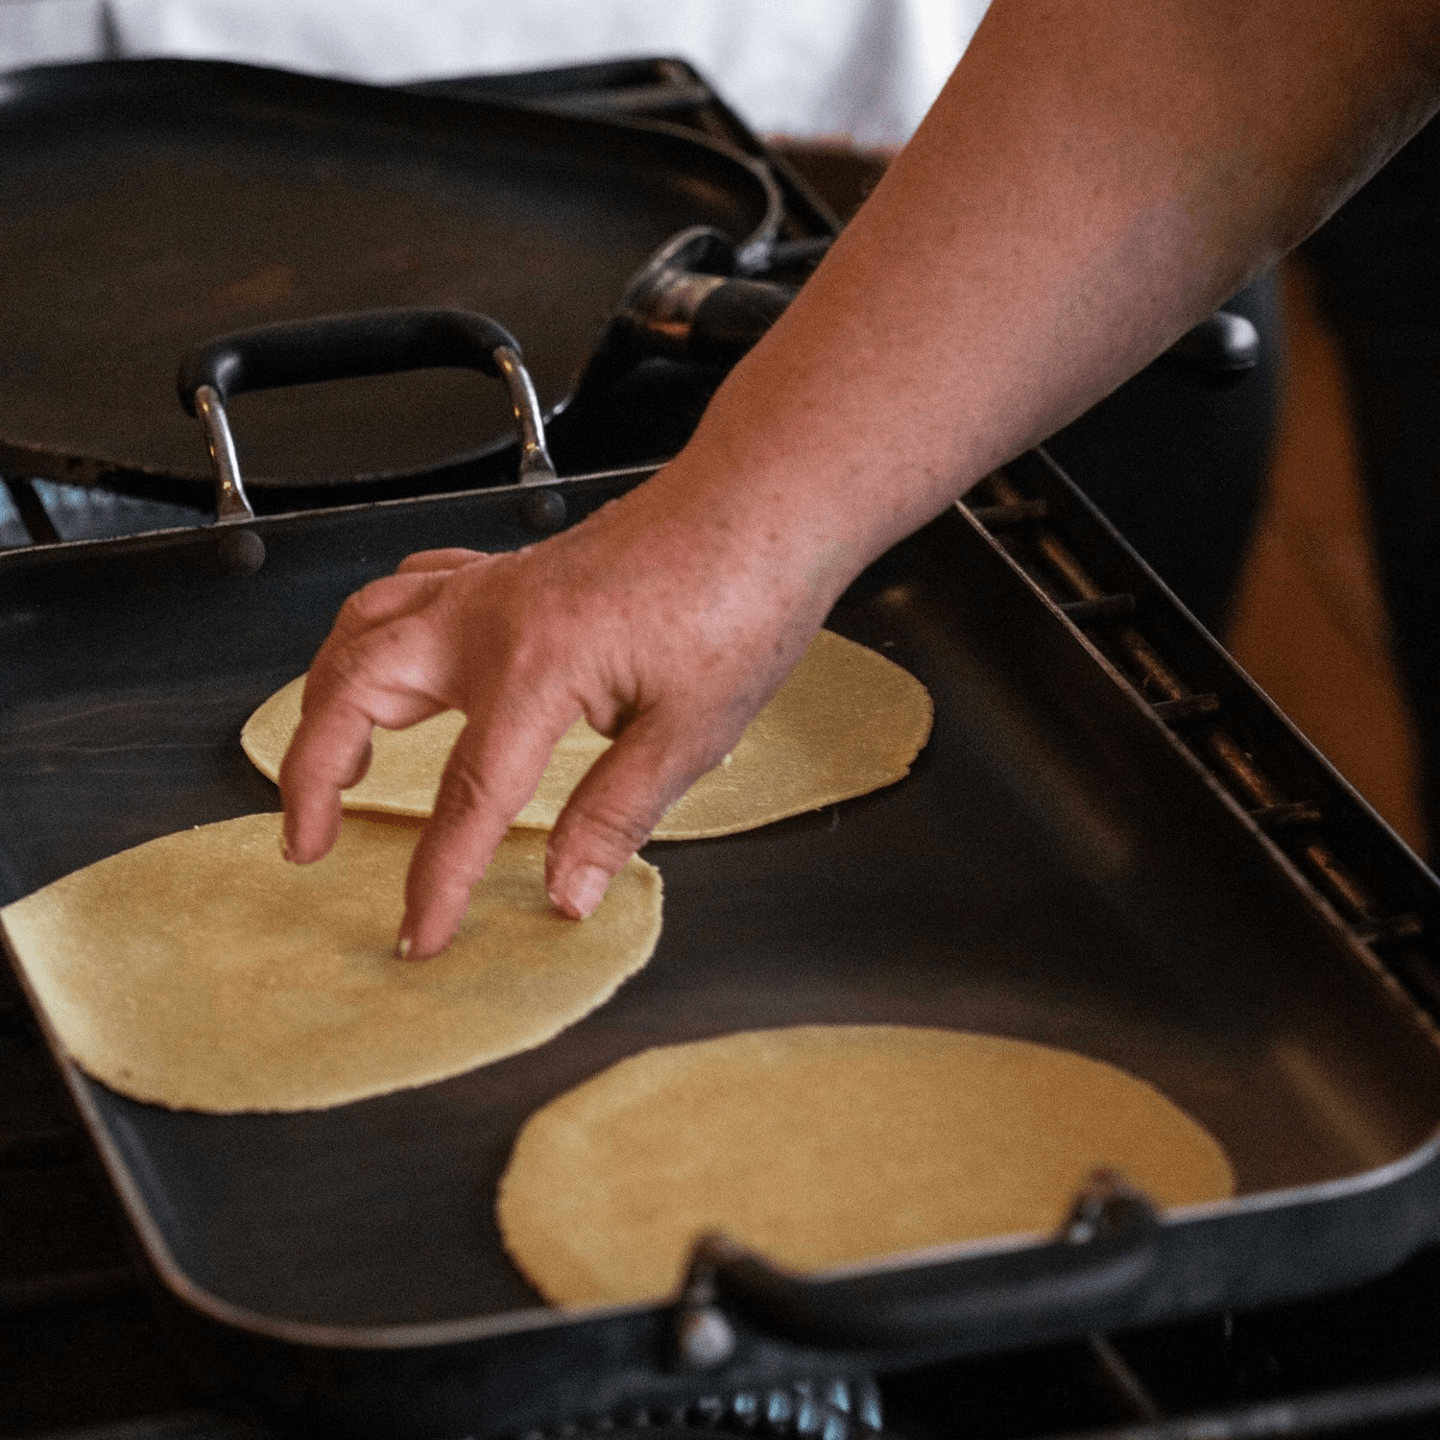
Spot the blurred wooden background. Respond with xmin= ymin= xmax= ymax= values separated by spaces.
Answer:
xmin=777 ymin=140 xmax=1427 ymax=855
xmin=1228 ymin=260 xmax=1424 ymax=853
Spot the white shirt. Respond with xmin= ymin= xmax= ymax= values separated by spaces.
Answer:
xmin=2 ymin=0 xmax=991 ymax=145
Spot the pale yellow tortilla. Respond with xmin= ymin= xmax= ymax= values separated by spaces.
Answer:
xmin=497 ymin=1025 xmax=1234 ymax=1307
xmin=241 ymin=629 xmax=933 ymax=839
xmin=0 ymin=814 xmax=661 ymax=1113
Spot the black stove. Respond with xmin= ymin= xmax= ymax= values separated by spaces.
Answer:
xmin=3 ymin=58 xmax=1440 ymax=1440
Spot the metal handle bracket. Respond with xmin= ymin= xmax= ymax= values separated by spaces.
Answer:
xmin=672 ymin=1169 xmax=1161 ymax=1363
xmin=178 ymin=308 xmax=559 ymax=527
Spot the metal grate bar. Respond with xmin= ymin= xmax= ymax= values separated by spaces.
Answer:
xmin=1151 ymin=693 xmax=1221 ymax=725
xmin=1351 ymin=913 xmax=1425 ymax=947
xmin=969 ymin=498 xmax=1051 ymax=531
xmin=1060 ymin=594 xmax=1137 ymax=626
xmin=3 ymin=474 xmax=61 ymax=545
xmin=1250 ymin=801 xmax=1323 ymax=833
xmin=974 ymin=470 xmax=1431 ymax=973
xmin=1088 ymin=1336 xmax=1165 ymax=1424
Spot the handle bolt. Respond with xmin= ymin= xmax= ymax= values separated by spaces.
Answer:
xmin=677 ymin=1304 xmax=737 ymax=1369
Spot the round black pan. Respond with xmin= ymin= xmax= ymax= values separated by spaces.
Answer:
xmin=0 ymin=59 xmax=778 ymax=498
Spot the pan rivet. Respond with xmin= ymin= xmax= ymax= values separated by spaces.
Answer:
xmin=215 ymin=528 xmax=266 ymax=576
xmin=677 ymin=1304 xmax=736 ymax=1368
xmin=518 ymin=488 xmax=567 ymax=534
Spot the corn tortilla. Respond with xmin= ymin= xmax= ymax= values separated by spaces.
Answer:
xmin=241 ymin=629 xmax=933 ymax=839
xmin=497 ymin=1025 xmax=1234 ymax=1307
xmin=1 ymin=814 xmax=662 ymax=1113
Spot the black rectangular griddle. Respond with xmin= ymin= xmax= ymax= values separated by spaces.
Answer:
xmin=3 ymin=454 xmax=1440 ymax=1439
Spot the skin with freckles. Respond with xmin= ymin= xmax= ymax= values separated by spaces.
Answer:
xmin=282 ymin=0 xmax=1440 ymax=959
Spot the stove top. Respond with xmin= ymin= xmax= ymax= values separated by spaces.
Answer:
xmin=3 ymin=56 xmax=1440 ymax=1440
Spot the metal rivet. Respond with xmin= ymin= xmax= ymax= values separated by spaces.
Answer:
xmin=676 ymin=1304 xmax=736 ymax=1368
xmin=215 ymin=528 xmax=266 ymax=576
xmin=518 ymin=487 xmax=567 ymax=534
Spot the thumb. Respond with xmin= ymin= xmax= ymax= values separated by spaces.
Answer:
xmin=545 ymin=708 xmax=722 ymax=918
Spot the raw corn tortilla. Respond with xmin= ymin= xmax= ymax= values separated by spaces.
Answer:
xmin=242 ymin=629 xmax=933 ymax=839
xmin=497 ymin=1025 xmax=1235 ymax=1307
xmin=0 ymin=814 xmax=661 ymax=1113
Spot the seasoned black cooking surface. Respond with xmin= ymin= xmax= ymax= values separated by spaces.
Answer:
xmin=3 ymin=479 xmax=1439 ymax=1332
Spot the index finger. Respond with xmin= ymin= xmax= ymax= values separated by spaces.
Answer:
xmin=279 ymin=695 xmax=379 ymax=864
xmin=280 ymin=578 xmax=453 ymax=863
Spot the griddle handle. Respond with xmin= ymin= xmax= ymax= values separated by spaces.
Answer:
xmin=176 ymin=308 xmax=522 ymax=408
xmin=676 ymin=1173 xmax=1161 ymax=1360
xmin=177 ymin=308 xmax=558 ymax=494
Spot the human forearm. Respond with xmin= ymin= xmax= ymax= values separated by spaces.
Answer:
xmin=666 ymin=0 xmax=1440 ymax=578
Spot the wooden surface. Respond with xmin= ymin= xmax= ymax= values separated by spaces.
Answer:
xmin=1227 ymin=260 xmax=1425 ymax=853
xmin=774 ymin=141 xmax=1426 ymax=854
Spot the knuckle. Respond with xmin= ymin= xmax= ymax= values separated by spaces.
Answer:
xmin=333 ymin=588 xmax=382 ymax=638
xmin=342 ymin=572 xmax=427 ymax=626
xmin=317 ymin=613 xmax=444 ymax=703
xmin=431 ymin=760 xmax=501 ymax=830
xmin=654 ymin=710 xmax=742 ymax=785
xmin=280 ymin=718 xmax=370 ymax=794
xmin=555 ymin=797 xmax=657 ymax=866
xmin=370 ymin=612 xmax=442 ymax=676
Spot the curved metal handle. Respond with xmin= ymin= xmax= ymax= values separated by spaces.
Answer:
xmin=177 ymin=307 xmax=558 ymax=523
xmin=620 ymin=237 xmax=795 ymax=366
xmin=673 ymin=1171 xmax=1160 ymax=1365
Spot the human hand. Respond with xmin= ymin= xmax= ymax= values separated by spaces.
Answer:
xmin=278 ymin=458 xmax=843 ymax=959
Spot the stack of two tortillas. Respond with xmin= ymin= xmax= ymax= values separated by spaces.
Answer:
xmin=0 ymin=629 xmax=1234 ymax=1308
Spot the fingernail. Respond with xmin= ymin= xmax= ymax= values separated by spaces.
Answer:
xmin=395 ymin=932 xmax=413 ymax=961
xmin=558 ymin=864 xmax=609 ymax=920
xmin=280 ymin=834 xmax=295 ymax=863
